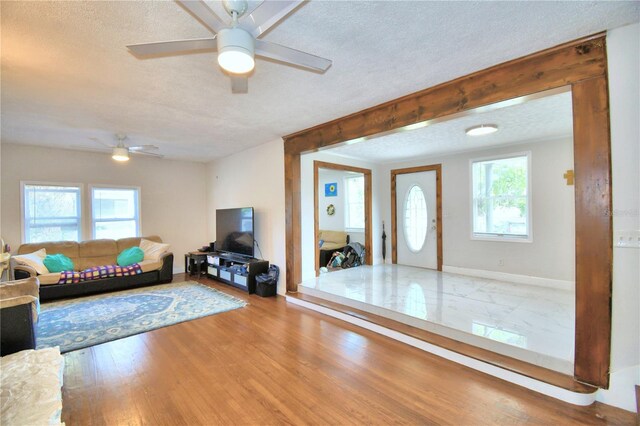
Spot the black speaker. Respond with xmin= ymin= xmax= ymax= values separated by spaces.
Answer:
xmin=209 ymin=242 xmax=216 ymax=252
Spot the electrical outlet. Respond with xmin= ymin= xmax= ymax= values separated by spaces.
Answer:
xmin=498 ymin=259 xmax=505 ymax=266
xmin=614 ymin=230 xmax=640 ymax=249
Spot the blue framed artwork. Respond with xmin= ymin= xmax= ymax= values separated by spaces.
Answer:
xmin=325 ymin=182 xmax=337 ymax=197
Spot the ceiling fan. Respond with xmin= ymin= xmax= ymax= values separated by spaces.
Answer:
xmin=127 ymin=0 xmax=332 ymax=93
xmin=90 ymin=134 xmax=164 ymax=162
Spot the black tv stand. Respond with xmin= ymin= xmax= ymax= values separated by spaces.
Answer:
xmin=206 ymin=252 xmax=268 ymax=294
xmin=216 ymin=252 xmax=253 ymax=261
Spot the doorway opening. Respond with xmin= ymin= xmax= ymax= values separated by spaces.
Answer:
xmin=313 ymin=161 xmax=372 ymax=276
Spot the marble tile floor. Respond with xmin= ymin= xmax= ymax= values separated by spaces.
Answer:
xmin=299 ymin=264 xmax=575 ymax=374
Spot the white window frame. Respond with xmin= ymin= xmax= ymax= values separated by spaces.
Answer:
xmin=343 ymin=174 xmax=365 ymax=232
xmin=20 ymin=181 xmax=84 ymax=243
xmin=469 ymin=152 xmax=532 ymax=243
xmin=89 ymin=184 xmax=141 ymax=239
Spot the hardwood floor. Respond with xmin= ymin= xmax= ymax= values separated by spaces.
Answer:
xmin=61 ymin=274 xmax=635 ymax=425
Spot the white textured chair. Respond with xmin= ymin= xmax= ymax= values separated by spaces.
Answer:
xmin=1 ymin=347 xmax=64 ymax=426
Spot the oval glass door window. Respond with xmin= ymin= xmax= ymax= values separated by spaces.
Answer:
xmin=403 ymin=185 xmax=428 ymax=252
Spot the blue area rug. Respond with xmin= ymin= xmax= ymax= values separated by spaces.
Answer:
xmin=36 ymin=281 xmax=246 ymax=353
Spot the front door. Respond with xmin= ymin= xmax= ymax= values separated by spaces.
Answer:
xmin=396 ymin=170 xmax=438 ymax=269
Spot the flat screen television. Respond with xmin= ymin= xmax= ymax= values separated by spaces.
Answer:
xmin=216 ymin=207 xmax=254 ymax=258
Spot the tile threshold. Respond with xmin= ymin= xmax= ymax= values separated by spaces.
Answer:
xmin=286 ymin=292 xmax=597 ymax=406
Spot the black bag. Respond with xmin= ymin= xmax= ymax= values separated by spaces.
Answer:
xmin=255 ymin=264 xmax=279 ymax=297
xmin=341 ymin=250 xmax=359 ymax=268
xmin=341 ymin=243 xmax=365 ymax=269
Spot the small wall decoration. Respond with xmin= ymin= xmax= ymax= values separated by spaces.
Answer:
xmin=325 ymin=182 xmax=337 ymax=197
xmin=326 ymin=204 xmax=335 ymax=216
xmin=563 ymin=169 xmax=575 ymax=185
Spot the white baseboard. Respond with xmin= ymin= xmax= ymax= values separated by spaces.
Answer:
xmin=443 ymin=265 xmax=574 ymax=291
xmin=596 ymin=364 xmax=640 ymax=413
xmin=286 ymin=295 xmax=596 ymax=406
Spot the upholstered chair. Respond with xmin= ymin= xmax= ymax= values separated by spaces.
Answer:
xmin=0 ymin=277 xmax=40 ymax=356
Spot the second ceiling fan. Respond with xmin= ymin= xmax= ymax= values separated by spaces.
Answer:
xmin=127 ymin=0 xmax=332 ymax=93
xmin=90 ymin=134 xmax=163 ymax=162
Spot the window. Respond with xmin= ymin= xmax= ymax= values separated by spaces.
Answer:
xmin=471 ymin=153 xmax=530 ymax=240
xmin=403 ymin=185 xmax=428 ymax=252
xmin=22 ymin=183 xmax=82 ymax=243
xmin=91 ymin=187 xmax=140 ymax=239
xmin=344 ymin=175 xmax=364 ymax=230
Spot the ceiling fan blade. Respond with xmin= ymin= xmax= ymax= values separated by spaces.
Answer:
xmin=131 ymin=151 xmax=164 ymax=158
xmin=176 ymin=0 xmax=226 ymax=34
xmin=230 ymin=75 xmax=248 ymax=94
xmin=89 ymin=137 xmax=115 ymax=148
xmin=255 ymin=40 xmax=331 ymax=73
xmin=70 ymin=145 xmax=110 ymax=154
xmin=127 ymin=38 xmax=217 ymax=57
xmin=129 ymin=145 xmax=159 ymax=151
xmin=242 ymin=0 xmax=304 ymax=38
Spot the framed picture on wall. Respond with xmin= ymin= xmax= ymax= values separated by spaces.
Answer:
xmin=325 ymin=182 xmax=337 ymax=197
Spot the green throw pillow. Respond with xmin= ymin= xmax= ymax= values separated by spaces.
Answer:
xmin=117 ymin=246 xmax=144 ymax=267
xmin=43 ymin=253 xmax=74 ymax=273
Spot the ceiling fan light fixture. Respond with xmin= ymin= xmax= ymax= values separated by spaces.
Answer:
xmin=217 ymin=27 xmax=255 ymax=74
xmin=466 ymin=124 xmax=499 ymax=136
xmin=112 ymin=147 xmax=130 ymax=162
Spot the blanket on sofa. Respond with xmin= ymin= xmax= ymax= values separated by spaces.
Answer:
xmin=57 ymin=263 xmax=143 ymax=285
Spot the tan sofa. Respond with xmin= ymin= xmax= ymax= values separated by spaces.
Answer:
xmin=318 ymin=230 xmax=350 ymax=267
xmin=13 ymin=236 xmax=173 ymax=301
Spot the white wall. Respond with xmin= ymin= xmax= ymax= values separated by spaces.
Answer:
xmin=300 ymin=151 xmax=381 ymax=281
xmin=0 ymin=143 xmax=208 ymax=272
xmin=0 ymin=142 xmax=4 ymax=243
xmin=376 ymin=137 xmax=575 ymax=282
xmin=348 ymin=232 xmax=365 ymax=245
xmin=206 ymin=138 xmax=287 ymax=294
xmin=317 ymin=168 xmax=366 ymax=245
xmin=595 ymin=22 xmax=640 ymax=413
xmin=317 ymin=169 xmax=347 ymax=231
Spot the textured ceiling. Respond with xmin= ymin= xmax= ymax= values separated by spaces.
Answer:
xmin=324 ymin=90 xmax=573 ymax=164
xmin=1 ymin=1 xmax=638 ymax=162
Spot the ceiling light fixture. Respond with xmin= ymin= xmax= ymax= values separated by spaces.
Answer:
xmin=217 ymin=14 xmax=255 ymax=74
xmin=112 ymin=147 xmax=130 ymax=162
xmin=466 ymin=124 xmax=498 ymax=136
xmin=403 ymin=121 xmax=429 ymax=132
